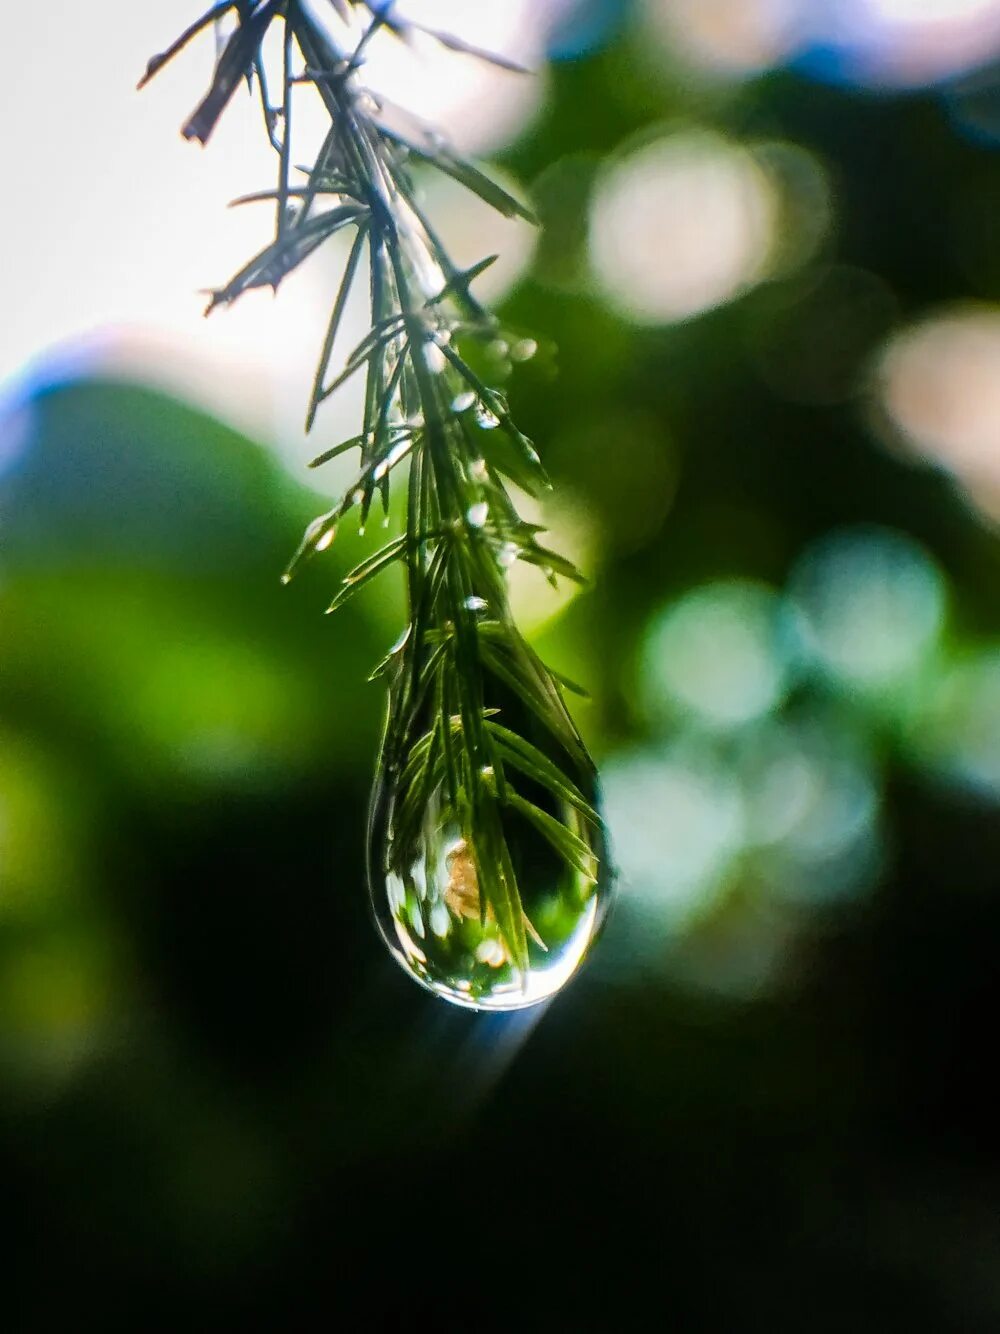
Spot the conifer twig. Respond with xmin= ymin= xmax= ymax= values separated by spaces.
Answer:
xmin=141 ymin=1 xmax=602 ymax=978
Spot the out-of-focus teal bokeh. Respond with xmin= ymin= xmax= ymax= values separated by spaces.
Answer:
xmin=3 ymin=2 xmax=1000 ymax=1328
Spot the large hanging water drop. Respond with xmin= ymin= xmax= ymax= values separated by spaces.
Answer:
xmin=367 ymin=697 xmax=613 ymax=1011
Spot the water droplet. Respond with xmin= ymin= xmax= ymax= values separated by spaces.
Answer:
xmin=423 ymin=341 xmax=446 ymax=374
xmin=466 ymin=501 xmax=489 ymax=529
xmin=367 ymin=688 xmax=613 ymax=1010
xmin=498 ymin=541 xmax=520 ymax=569
xmin=452 ymin=391 xmax=477 ymax=413
xmin=463 ymin=595 xmax=489 ymax=614
xmin=475 ymin=405 xmax=500 ymax=431
xmin=470 ymin=457 xmax=489 ymax=482
xmin=315 ymin=528 xmax=336 ymax=553
xmin=373 ymin=437 xmax=412 ymax=482
xmin=511 ymin=338 xmax=538 ymax=362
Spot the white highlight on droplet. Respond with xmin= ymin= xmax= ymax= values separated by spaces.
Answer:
xmin=475 ymin=938 xmax=507 ymax=967
xmin=372 ymin=437 xmax=412 ymax=482
xmin=423 ymin=341 xmax=447 ymax=374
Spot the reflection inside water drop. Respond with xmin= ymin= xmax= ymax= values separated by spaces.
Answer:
xmin=368 ymin=742 xmax=612 ymax=1011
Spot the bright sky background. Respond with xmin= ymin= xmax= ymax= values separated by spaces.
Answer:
xmin=0 ymin=2 xmax=546 ymax=471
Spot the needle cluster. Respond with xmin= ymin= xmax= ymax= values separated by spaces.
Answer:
xmin=141 ymin=0 xmax=602 ymax=974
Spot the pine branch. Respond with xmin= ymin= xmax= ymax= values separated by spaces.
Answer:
xmin=141 ymin=0 xmax=604 ymax=997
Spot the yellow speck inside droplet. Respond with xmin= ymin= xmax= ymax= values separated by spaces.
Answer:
xmin=443 ymin=839 xmax=515 ymax=968
xmin=443 ymin=838 xmax=481 ymax=921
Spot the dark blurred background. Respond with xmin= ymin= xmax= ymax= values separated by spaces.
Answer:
xmin=3 ymin=1 xmax=1000 ymax=1328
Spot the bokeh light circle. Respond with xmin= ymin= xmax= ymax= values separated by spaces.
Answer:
xmin=877 ymin=306 xmax=1000 ymax=520
xmin=916 ymin=648 xmax=1000 ymax=798
xmin=737 ymin=712 xmax=882 ymax=904
xmin=588 ymin=131 xmax=779 ymax=324
xmin=789 ymin=526 xmax=946 ymax=693
xmin=643 ymin=0 xmax=804 ymax=81
xmin=602 ymin=743 xmax=745 ymax=923
xmin=641 ymin=579 xmax=793 ymax=730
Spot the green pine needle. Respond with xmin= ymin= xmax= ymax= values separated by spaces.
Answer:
xmin=142 ymin=0 xmax=599 ymax=973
